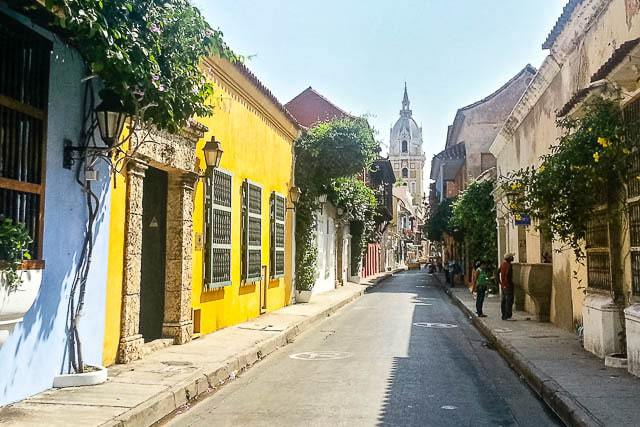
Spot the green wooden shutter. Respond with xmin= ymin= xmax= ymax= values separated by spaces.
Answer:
xmin=204 ymin=169 xmax=232 ymax=290
xmin=242 ymin=180 xmax=262 ymax=283
xmin=270 ymin=192 xmax=286 ymax=278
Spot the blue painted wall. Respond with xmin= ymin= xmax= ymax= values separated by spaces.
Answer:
xmin=0 ymin=8 xmax=111 ymax=405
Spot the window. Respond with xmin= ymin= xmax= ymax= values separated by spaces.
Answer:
xmin=401 ymin=168 xmax=408 ymax=178
xmin=410 ymin=163 xmax=415 ymax=169
xmin=270 ymin=192 xmax=286 ymax=278
xmin=626 ymin=98 xmax=640 ymax=295
xmin=585 ymin=214 xmax=612 ymax=291
xmin=242 ymin=180 xmax=262 ymax=283
xmin=410 ymin=182 xmax=416 ymax=193
xmin=204 ymin=169 xmax=232 ymax=289
xmin=401 ymin=140 xmax=408 ymax=153
xmin=0 ymin=15 xmax=51 ymax=259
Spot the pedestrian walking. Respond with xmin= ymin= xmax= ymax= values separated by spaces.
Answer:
xmin=475 ymin=261 xmax=488 ymax=317
xmin=499 ymin=253 xmax=515 ymax=320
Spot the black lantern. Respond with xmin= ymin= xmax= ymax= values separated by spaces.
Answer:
xmin=95 ymin=91 xmax=127 ymax=147
xmin=289 ymin=186 xmax=301 ymax=204
xmin=203 ymin=136 xmax=223 ymax=169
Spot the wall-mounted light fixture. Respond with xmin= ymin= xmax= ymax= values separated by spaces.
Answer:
xmin=63 ymin=91 xmax=128 ymax=170
xmin=287 ymin=186 xmax=301 ymax=211
xmin=95 ymin=91 xmax=128 ymax=147
xmin=202 ymin=136 xmax=223 ymax=170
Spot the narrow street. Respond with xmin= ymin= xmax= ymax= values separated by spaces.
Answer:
xmin=164 ymin=271 xmax=561 ymax=427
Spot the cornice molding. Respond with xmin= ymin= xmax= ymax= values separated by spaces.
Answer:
xmin=202 ymin=57 xmax=300 ymax=142
xmin=490 ymin=56 xmax=561 ymax=158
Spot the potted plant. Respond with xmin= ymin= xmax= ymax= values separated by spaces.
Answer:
xmin=0 ymin=217 xmax=43 ymax=347
xmin=295 ymin=246 xmax=316 ymax=303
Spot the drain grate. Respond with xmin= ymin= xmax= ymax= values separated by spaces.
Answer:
xmin=413 ymin=322 xmax=458 ymax=329
xmin=289 ymin=351 xmax=353 ymax=361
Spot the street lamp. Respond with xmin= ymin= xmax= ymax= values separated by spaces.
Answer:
xmin=95 ymin=91 xmax=128 ymax=147
xmin=287 ymin=186 xmax=301 ymax=210
xmin=202 ymin=136 xmax=223 ymax=170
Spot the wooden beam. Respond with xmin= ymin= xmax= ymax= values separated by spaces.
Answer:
xmin=0 ymin=177 xmax=42 ymax=195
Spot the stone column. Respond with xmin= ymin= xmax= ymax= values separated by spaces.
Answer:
xmin=117 ymin=160 xmax=147 ymax=363
xmin=162 ymin=172 xmax=197 ymax=344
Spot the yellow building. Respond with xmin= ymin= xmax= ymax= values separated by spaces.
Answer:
xmin=102 ymin=57 xmax=300 ymax=366
xmin=191 ymin=57 xmax=300 ymax=335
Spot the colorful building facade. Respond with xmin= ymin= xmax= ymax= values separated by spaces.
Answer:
xmin=103 ymin=57 xmax=300 ymax=365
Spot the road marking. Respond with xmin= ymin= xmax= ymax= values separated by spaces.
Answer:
xmin=289 ymin=351 xmax=353 ymax=361
xmin=413 ymin=322 xmax=458 ymax=329
xmin=414 ymin=303 xmax=433 ymax=306
xmin=441 ymin=405 xmax=458 ymax=410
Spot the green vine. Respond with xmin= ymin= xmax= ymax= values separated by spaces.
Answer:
xmin=328 ymin=177 xmax=378 ymax=270
xmin=450 ymin=180 xmax=497 ymax=268
xmin=424 ymin=198 xmax=455 ymax=242
xmin=294 ymin=118 xmax=379 ymax=291
xmin=46 ymin=0 xmax=237 ymax=132
xmin=502 ymin=97 xmax=633 ymax=259
xmin=0 ymin=217 xmax=33 ymax=293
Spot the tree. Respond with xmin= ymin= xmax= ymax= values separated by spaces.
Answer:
xmin=449 ymin=180 xmax=497 ymax=266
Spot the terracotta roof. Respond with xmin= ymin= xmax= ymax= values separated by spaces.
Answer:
xmin=590 ymin=37 xmax=640 ymax=82
xmin=232 ymin=61 xmax=301 ymax=129
xmin=542 ymin=0 xmax=584 ymax=49
xmin=556 ymin=87 xmax=590 ymax=117
xmin=285 ymin=87 xmax=352 ymax=128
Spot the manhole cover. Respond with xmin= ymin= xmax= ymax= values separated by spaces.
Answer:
xmin=161 ymin=361 xmax=193 ymax=366
xmin=413 ymin=322 xmax=458 ymax=329
xmin=289 ymin=351 xmax=353 ymax=361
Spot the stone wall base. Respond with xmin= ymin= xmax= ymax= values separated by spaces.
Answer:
xmin=118 ymin=334 xmax=144 ymax=364
xmin=162 ymin=320 xmax=193 ymax=345
xmin=625 ymin=304 xmax=640 ymax=377
xmin=583 ymin=293 xmax=624 ymax=358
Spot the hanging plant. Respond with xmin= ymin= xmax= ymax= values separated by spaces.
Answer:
xmin=0 ymin=217 xmax=33 ymax=293
xmin=502 ymin=97 xmax=633 ymax=259
xmin=45 ymin=0 xmax=238 ymax=132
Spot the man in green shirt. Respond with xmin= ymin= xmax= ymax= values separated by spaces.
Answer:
xmin=475 ymin=260 xmax=489 ymax=317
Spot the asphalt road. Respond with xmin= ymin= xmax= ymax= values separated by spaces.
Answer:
xmin=164 ymin=270 xmax=562 ymax=427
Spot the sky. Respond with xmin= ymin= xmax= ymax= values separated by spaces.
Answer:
xmin=194 ymin=0 xmax=567 ymax=177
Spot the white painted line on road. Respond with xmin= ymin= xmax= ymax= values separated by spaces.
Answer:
xmin=414 ymin=303 xmax=433 ymax=306
xmin=441 ymin=405 xmax=458 ymax=410
xmin=289 ymin=351 xmax=353 ymax=361
xmin=413 ymin=322 xmax=458 ymax=329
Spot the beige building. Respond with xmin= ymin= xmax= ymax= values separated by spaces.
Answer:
xmin=490 ymin=0 xmax=640 ymax=375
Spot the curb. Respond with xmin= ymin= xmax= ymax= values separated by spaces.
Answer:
xmin=431 ymin=274 xmax=603 ymax=427
xmin=103 ymin=272 xmax=397 ymax=427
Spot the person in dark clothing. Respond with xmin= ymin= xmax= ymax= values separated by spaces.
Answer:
xmin=500 ymin=253 xmax=515 ymax=320
xmin=475 ymin=261 xmax=488 ymax=317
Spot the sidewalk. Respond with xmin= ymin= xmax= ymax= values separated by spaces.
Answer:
xmin=0 ymin=271 xmax=400 ymax=427
xmin=433 ymin=273 xmax=640 ymax=427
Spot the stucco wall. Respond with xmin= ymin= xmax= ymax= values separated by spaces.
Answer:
xmin=0 ymin=10 xmax=110 ymax=404
xmin=493 ymin=0 xmax=640 ymax=331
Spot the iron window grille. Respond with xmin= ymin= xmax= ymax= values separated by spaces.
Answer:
xmin=242 ymin=180 xmax=262 ymax=283
xmin=0 ymin=14 xmax=51 ymax=260
xmin=270 ymin=192 xmax=286 ymax=279
xmin=204 ymin=169 xmax=233 ymax=289
xmin=585 ymin=213 xmax=612 ymax=291
xmin=625 ymin=98 xmax=640 ymax=295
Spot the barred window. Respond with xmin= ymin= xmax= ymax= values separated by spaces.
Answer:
xmin=625 ymin=98 xmax=640 ymax=295
xmin=0 ymin=15 xmax=51 ymax=260
xmin=242 ymin=180 xmax=262 ymax=283
xmin=585 ymin=215 xmax=611 ymax=291
xmin=270 ymin=192 xmax=286 ymax=278
xmin=204 ymin=169 xmax=232 ymax=289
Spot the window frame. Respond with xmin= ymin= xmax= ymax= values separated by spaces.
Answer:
xmin=270 ymin=191 xmax=286 ymax=279
xmin=204 ymin=168 xmax=233 ymax=290
xmin=0 ymin=13 xmax=52 ymax=265
xmin=241 ymin=179 xmax=263 ymax=284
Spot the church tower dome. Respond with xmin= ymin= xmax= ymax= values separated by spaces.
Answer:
xmin=388 ymin=83 xmax=426 ymax=206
